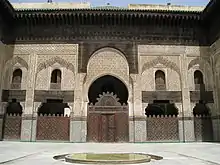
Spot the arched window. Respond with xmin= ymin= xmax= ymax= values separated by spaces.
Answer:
xmin=194 ymin=70 xmax=204 ymax=85
xmin=12 ymin=69 xmax=22 ymax=84
xmin=51 ymin=69 xmax=61 ymax=83
xmin=155 ymin=70 xmax=166 ymax=90
xmin=194 ymin=70 xmax=204 ymax=91
xmin=50 ymin=69 xmax=61 ymax=89
xmin=11 ymin=69 xmax=22 ymax=89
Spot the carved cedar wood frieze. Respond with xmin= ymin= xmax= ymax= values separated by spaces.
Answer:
xmin=142 ymin=91 xmax=182 ymax=103
xmin=9 ymin=10 xmax=208 ymax=46
xmin=2 ymin=90 xmax=26 ymax=102
xmin=34 ymin=90 xmax=74 ymax=103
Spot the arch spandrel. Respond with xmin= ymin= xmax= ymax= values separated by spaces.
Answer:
xmin=36 ymin=56 xmax=75 ymax=74
xmin=4 ymin=56 xmax=28 ymax=72
xmin=86 ymin=47 xmax=130 ymax=88
xmin=188 ymin=57 xmax=211 ymax=71
xmin=142 ymin=56 xmax=180 ymax=76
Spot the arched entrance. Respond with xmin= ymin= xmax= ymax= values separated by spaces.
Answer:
xmin=87 ymin=75 xmax=129 ymax=142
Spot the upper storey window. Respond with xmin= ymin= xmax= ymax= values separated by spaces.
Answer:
xmin=155 ymin=70 xmax=166 ymax=90
xmin=50 ymin=69 xmax=61 ymax=89
xmin=11 ymin=69 xmax=22 ymax=89
xmin=194 ymin=70 xmax=204 ymax=91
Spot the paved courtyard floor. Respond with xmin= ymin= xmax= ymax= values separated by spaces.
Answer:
xmin=0 ymin=142 xmax=220 ymax=165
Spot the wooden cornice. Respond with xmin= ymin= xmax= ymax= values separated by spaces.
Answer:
xmin=15 ymin=9 xmax=201 ymax=20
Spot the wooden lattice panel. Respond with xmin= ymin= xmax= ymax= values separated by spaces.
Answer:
xmin=146 ymin=117 xmax=179 ymax=141
xmin=115 ymin=113 xmax=129 ymax=142
xmin=36 ymin=116 xmax=70 ymax=141
xmin=87 ymin=113 xmax=100 ymax=142
xmin=108 ymin=114 xmax=116 ymax=142
xmin=194 ymin=117 xmax=213 ymax=142
xmin=3 ymin=115 xmax=22 ymax=140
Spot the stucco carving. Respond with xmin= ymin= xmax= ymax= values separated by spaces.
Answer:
xmin=142 ymin=56 xmax=180 ymax=76
xmin=4 ymin=56 xmax=28 ymax=72
xmin=188 ymin=57 xmax=211 ymax=70
xmin=9 ymin=44 xmax=77 ymax=55
xmin=84 ymin=47 xmax=131 ymax=104
xmin=36 ymin=56 xmax=75 ymax=74
xmin=86 ymin=47 xmax=129 ymax=84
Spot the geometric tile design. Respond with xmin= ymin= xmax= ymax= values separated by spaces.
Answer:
xmin=36 ymin=116 xmax=70 ymax=141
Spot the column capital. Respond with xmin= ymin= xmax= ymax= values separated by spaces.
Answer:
xmin=130 ymin=74 xmax=140 ymax=83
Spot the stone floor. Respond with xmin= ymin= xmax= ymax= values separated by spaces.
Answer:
xmin=0 ymin=142 xmax=220 ymax=165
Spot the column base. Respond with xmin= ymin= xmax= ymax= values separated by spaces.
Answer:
xmin=20 ymin=114 xmax=36 ymax=142
xmin=0 ymin=114 xmax=3 ymax=140
xmin=178 ymin=117 xmax=195 ymax=142
xmin=129 ymin=119 xmax=134 ymax=142
xmin=211 ymin=116 xmax=220 ymax=142
xmin=70 ymin=117 xmax=87 ymax=142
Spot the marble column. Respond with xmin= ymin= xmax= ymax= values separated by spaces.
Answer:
xmin=211 ymin=57 xmax=220 ymax=141
xmin=0 ymin=44 xmax=7 ymax=140
xmin=21 ymin=53 xmax=37 ymax=141
xmin=70 ymin=73 xmax=87 ymax=142
xmin=179 ymin=54 xmax=195 ymax=142
xmin=0 ymin=102 xmax=7 ymax=140
xmin=130 ymin=74 xmax=146 ymax=142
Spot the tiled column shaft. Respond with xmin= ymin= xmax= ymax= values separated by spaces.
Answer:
xmin=70 ymin=73 xmax=86 ymax=142
xmin=130 ymin=74 xmax=146 ymax=142
xmin=21 ymin=53 xmax=37 ymax=141
xmin=179 ymin=54 xmax=195 ymax=142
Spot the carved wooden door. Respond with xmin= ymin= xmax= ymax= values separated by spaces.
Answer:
xmin=87 ymin=92 xmax=129 ymax=142
xmin=99 ymin=114 xmax=116 ymax=142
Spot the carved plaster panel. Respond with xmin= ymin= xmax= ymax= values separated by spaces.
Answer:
xmin=7 ymin=44 xmax=78 ymax=55
xmin=86 ymin=48 xmax=129 ymax=85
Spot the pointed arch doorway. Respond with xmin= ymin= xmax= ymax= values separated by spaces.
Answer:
xmin=87 ymin=75 xmax=129 ymax=142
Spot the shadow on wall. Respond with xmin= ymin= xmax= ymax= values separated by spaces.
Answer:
xmin=193 ymin=103 xmax=213 ymax=142
xmin=145 ymin=100 xmax=178 ymax=117
xmin=37 ymin=99 xmax=69 ymax=116
xmin=2 ymin=99 xmax=23 ymax=140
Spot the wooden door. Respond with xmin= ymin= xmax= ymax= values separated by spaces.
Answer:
xmin=99 ymin=114 xmax=116 ymax=142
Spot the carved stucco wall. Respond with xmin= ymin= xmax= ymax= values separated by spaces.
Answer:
xmin=84 ymin=47 xmax=131 ymax=115
xmin=35 ymin=46 xmax=77 ymax=90
xmin=211 ymin=38 xmax=220 ymax=115
xmin=84 ymin=47 xmax=130 ymax=94
xmin=36 ymin=59 xmax=75 ymax=90
xmin=139 ymin=45 xmax=211 ymax=116
xmin=140 ymin=55 xmax=181 ymax=91
xmin=187 ymin=56 xmax=213 ymax=91
xmin=2 ymin=55 xmax=29 ymax=90
xmin=0 ymin=44 xmax=77 ymax=116
xmin=2 ymin=45 xmax=77 ymax=91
